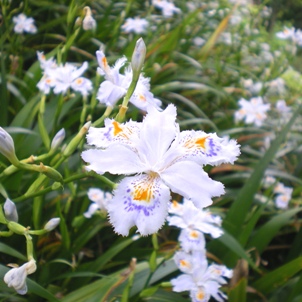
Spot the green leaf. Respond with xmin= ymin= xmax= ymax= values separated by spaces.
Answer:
xmin=247 ymin=208 xmax=302 ymax=254
xmin=217 ymin=231 xmax=261 ymax=273
xmin=228 ymin=277 xmax=247 ymax=302
xmin=140 ymin=288 xmax=189 ymax=302
xmin=61 ymin=258 xmax=177 ymax=302
xmin=284 ymin=273 xmax=302 ymax=302
xmin=252 ymin=256 xmax=302 ymax=295
xmin=0 ymin=243 xmax=27 ymax=261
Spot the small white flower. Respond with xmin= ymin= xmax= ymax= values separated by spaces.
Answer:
xmin=171 ymin=250 xmax=232 ymax=302
xmin=13 ymin=14 xmax=37 ymax=34
xmin=241 ymin=79 xmax=263 ymax=95
xmin=168 ymin=199 xmax=223 ymax=252
xmin=37 ymin=52 xmax=93 ymax=96
xmin=152 ymin=0 xmax=181 ymax=18
xmin=275 ymin=193 xmax=291 ymax=209
xmin=4 ymin=259 xmax=36 ymax=295
xmin=234 ymin=97 xmax=270 ymax=127
xmin=276 ymin=27 xmax=302 ymax=46
xmin=96 ymin=50 xmax=161 ymax=111
xmin=121 ymin=18 xmax=149 ymax=34
xmin=84 ymin=188 xmax=112 ymax=218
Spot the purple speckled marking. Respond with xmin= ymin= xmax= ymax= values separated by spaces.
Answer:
xmin=122 ymin=177 xmax=162 ymax=217
xmin=104 ymin=126 xmax=113 ymax=140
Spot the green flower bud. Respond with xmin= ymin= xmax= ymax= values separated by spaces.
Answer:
xmin=63 ymin=121 xmax=91 ymax=157
xmin=39 ymin=163 xmax=64 ymax=183
xmin=7 ymin=221 xmax=27 ymax=235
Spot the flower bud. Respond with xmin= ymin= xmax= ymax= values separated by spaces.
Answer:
xmin=0 ymin=127 xmax=19 ymax=165
xmin=63 ymin=121 xmax=91 ymax=157
xmin=44 ymin=217 xmax=60 ymax=231
xmin=39 ymin=163 xmax=63 ymax=183
xmin=83 ymin=7 xmax=96 ymax=31
xmin=4 ymin=198 xmax=18 ymax=222
xmin=7 ymin=221 xmax=27 ymax=235
xmin=50 ymin=128 xmax=65 ymax=151
xmin=131 ymin=38 xmax=146 ymax=77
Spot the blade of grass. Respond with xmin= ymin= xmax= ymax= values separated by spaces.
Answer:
xmin=247 ymin=207 xmax=302 ymax=255
xmin=252 ymin=256 xmax=302 ymax=295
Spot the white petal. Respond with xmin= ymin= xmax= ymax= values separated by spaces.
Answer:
xmin=4 ymin=265 xmax=28 ymax=294
xmin=97 ymin=81 xmax=126 ymax=106
xmin=84 ymin=203 xmax=100 ymax=218
xmin=190 ymin=287 xmax=211 ymax=302
xmin=178 ymin=131 xmax=240 ymax=166
xmin=71 ymin=61 xmax=88 ymax=80
xmin=179 ymin=229 xmax=206 ymax=252
xmin=171 ymin=274 xmax=195 ymax=292
xmin=107 ymin=174 xmax=171 ymax=236
xmin=161 ymin=161 xmax=224 ymax=208
xmin=86 ymin=119 xmax=141 ymax=148
xmin=81 ymin=145 xmax=145 ymax=175
xmin=138 ymin=104 xmax=178 ymax=166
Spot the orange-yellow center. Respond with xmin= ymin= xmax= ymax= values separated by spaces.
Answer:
xmin=139 ymin=94 xmax=146 ymax=102
xmin=195 ymin=136 xmax=207 ymax=149
xmin=132 ymin=173 xmax=157 ymax=203
xmin=196 ymin=290 xmax=205 ymax=300
xmin=102 ymin=56 xmax=108 ymax=67
xmin=189 ymin=230 xmax=199 ymax=239
xmin=112 ymin=121 xmax=123 ymax=136
xmin=180 ymin=259 xmax=190 ymax=268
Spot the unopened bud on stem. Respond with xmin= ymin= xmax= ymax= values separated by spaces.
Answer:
xmin=4 ymin=199 xmax=18 ymax=222
xmin=83 ymin=6 xmax=96 ymax=31
xmin=44 ymin=217 xmax=60 ymax=231
xmin=131 ymin=38 xmax=146 ymax=81
xmin=0 ymin=127 xmax=20 ymax=166
xmin=51 ymin=128 xmax=65 ymax=151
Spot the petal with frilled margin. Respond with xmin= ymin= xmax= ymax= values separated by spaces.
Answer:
xmin=86 ymin=119 xmax=141 ymax=148
xmin=81 ymin=144 xmax=146 ymax=175
xmin=160 ymin=161 xmax=224 ymax=208
xmin=108 ymin=173 xmax=171 ymax=236
xmin=177 ymin=131 xmax=240 ymax=166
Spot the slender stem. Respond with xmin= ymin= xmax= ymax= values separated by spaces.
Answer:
xmin=92 ymin=106 xmax=113 ymax=127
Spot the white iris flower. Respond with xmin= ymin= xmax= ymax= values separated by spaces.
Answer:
xmin=13 ymin=14 xmax=37 ymax=34
xmin=81 ymin=104 xmax=240 ymax=236
xmin=36 ymin=52 xmax=92 ymax=96
xmin=172 ymin=250 xmax=232 ymax=302
xmin=96 ymin=51 xmax=162 ymax=111
xmin=4 ymin=259 xmax=36 ymax=295
xmin=168 ymin=199 xmax=223 ymax=252
xmin=234 ymin=97 xmax=270 ymax=127
xmin=121 ymin=17 xmax=149 ymax=34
